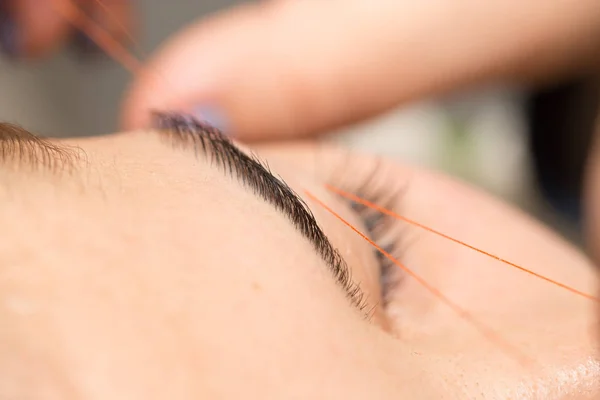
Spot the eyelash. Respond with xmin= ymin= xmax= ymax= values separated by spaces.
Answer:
xmin=330 ymin=160 xmax=407 ymax=307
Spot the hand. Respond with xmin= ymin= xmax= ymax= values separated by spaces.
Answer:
xmin=0 ymin=0 xmax=133 ymax=59
xmin=121 ymin=0 xmax=600 ymax=142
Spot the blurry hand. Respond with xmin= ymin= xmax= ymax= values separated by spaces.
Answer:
xmin=122 ymin=0 xmax=600 ymax=141
xmin=0 ymin=0 xmax=133 ymax=59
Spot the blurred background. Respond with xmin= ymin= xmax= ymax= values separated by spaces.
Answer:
xmin=0 ymin=0 xmax=597 ymax=246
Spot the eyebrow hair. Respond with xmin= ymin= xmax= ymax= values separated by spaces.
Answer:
xmin=0 ymin=122 xmax=81 ymax=173
xmin=0 ymin=119 xmax=368 ymax=314
xmin=152 ymin=112 xmax=368 ymax=313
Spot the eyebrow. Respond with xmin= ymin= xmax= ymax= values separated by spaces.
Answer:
xmin=152 ymin=112 xmax=368 ymax=313
xmin=0 ymin=119 xmax=368 ymax=313
xmin=0 ymin=122 xmax=81 ymax=173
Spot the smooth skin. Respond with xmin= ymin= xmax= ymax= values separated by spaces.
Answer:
xmin=0 ymin=130 xmax=599 ymax=399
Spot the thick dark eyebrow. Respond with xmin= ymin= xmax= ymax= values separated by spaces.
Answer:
xmin=0 ymin=122 xmax=81 ymax=173
xmin=152 ymin=112 xmax=368 ymax=313
xmin=0 ymin=119 xmax=368 ymax=314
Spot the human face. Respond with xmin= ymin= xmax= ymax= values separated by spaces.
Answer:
xmin=1 ymin=115 xmax=599 ymax=399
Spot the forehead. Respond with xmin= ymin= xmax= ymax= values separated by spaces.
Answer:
xmin=0 ymin=131 xmax=303 ymax=256
xmin=0 ymin=126 xmax=329 ymax=288
xmin=0 ymin=164 xmax=401 ymax=400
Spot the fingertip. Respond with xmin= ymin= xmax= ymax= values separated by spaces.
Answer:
xmin=120 ymin=64 xmax=184 ymax=131
xmin=121 ymin=2 xmax=293 ymax=133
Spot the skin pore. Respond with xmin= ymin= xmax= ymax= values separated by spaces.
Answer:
xmin=0 ymin=120 xmax=598 ymax=399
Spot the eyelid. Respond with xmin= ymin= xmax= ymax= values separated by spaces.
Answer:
xmin=151 ymin=112 xmax=371 ymax=314
xmin=322 ymin=152 xmax=410 ymax=308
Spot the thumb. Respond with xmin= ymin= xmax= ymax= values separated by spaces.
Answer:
xmin=120 ymin=0 xmax=575 ymax=141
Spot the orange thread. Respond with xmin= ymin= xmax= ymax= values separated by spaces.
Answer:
xmin=326 ymin=184 xmax=600 ymax=303
xmin=51 ymin=0 xmax=141 ymax=73
xmin=90 ymin=0 xmax=137 ymax=47
xmin=304 ymin=190 xmax=533 ymax=367
xmin=55 ymin=0 xmax=179 ymax=115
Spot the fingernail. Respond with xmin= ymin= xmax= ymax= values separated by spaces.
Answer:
xmin=72 ymin=30 xmax=104 ymax=59
xmin=193 ymin=105 xmax=230 ymax=134
xmin=0 ymin=9 xmax=19 ymax=58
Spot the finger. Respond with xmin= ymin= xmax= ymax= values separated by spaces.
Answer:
xmin=122 ymin=0 xmax=600 ymax=141
xmin=122 ymin=0 xmax=470 ymax=140
xmin=5 ymin=0 xmax=71 ymax=59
